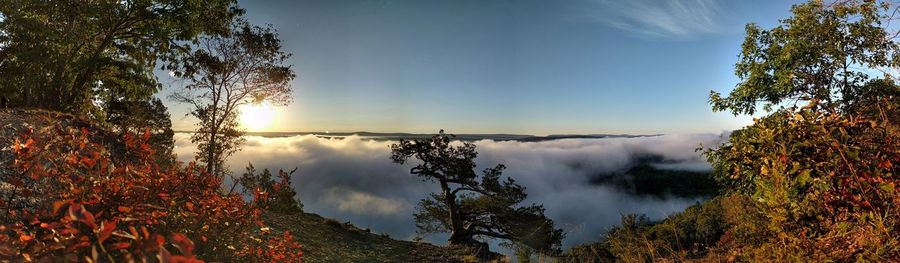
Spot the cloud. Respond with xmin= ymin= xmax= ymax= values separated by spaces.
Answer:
xmin=576 ymin=0 xmax=725 ymax=39
xmin=325 ymin=187 xmax=408 ymax=215
xmin=173 ymin=133 xmax=726 ymax=248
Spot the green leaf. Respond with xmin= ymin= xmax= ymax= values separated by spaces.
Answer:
xmin=795 ymin=169 xmax=811 ymax=186
xmin=878 ymin=183 xmax=895 ymax=193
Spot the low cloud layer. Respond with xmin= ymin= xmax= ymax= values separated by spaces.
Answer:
xmin=174 ymin=133 xmax=725 ymax=247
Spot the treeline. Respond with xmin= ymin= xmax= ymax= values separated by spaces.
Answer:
xmin=561 ymin=1 xmax=900 ymax=262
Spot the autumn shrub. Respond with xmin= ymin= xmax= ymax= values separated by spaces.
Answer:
xmin=237 ymin=164 xmax=304 ymax=214
xmin=0 ymin=121 xmax=302 ymax=261
xmin=573 ymin=199 xmax=725 ymax=262
xmin=705 ymin=99 xmax=900 ymax=261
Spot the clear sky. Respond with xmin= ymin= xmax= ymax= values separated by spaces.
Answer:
xmin=160 ymin=0 xmax=802 ymax=135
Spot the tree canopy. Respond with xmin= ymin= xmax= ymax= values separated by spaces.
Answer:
xmin=0 ymin=0 xmax=242 ymax=114
xmin=106 ymin=97 xmax=176 ymax=167
xmin=710 ymin=0 xmax=900 ymax=115
xmin=170 ymin=19 xmax=295 ymax=177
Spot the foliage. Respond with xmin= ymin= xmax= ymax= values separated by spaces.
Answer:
xmin=709 ymin=0 xmax=899 ymax=115
xmin=703 ymin=100 xmax=899 ymax=261
xmin=561 ymin=198 xmax=727 ymax=262
xmin=237 ymin=163 xmax=304 ymax=214
xmin=700 ymin=1 xmax=900 ymax=260
xmin=390 ymin=130 xmax=563 ymax=255
xmin=0 ymin=0 xmax=242 ymax=114
xmin=0 ymin=117 xmax=301 ymax=261
xmin=106 ymin=97 xmax=177 ymax=168
xmin=170 ymin=19 xmax=295 ymax=178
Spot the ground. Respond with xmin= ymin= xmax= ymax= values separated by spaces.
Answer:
xmin=264 ymin=212 xmax=501 ymax=262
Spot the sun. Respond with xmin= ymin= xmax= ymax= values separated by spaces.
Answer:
xmin=240 ymin=103 xmax=276 ymax=131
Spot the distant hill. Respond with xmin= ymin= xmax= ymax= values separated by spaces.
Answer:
xmin=590 ymin=155 xmax=719 ymax=198
xmin=176 ymin=130 xmax=662 ymax=142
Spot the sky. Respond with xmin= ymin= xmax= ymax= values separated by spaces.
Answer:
xmin=160 ymin=0 xmax=802 ymax=135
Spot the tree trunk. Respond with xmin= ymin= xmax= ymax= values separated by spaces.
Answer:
xmin=207 ymin=130 xmax=217 ymax=176
xmin=442 ymin=179 xmax=470 ymax=245
xmin=207 ymin=93 xmax=221 ymax=177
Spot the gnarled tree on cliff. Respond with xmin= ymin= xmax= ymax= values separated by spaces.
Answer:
xmin=390 ymin=130 xmax=563 ymax=255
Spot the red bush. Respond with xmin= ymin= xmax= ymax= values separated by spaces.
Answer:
xmin=0 ymin=122 xmax=301 ymax=261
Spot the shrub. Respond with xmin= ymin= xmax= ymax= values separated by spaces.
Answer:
xmin=705 ymin=99 xmax=900 ymax=260
xmin=0 ymin=121 xmax=302 ymax=261
xmin=237 ymin=164 xmax=304 ymax=214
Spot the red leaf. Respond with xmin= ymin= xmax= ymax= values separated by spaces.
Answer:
xmin=170 ymin=233 xmax=195 ymax=256
xmin=68 ymin=204 xmax=97 ymax=229
xmin=117 ymin=206 xmax=133 ymax=213
xmin=111 ymin=242 xmax=131 ymax=250
xmin=80 ymin=156 xmax=96 ymax=168
xmin=142 ymin=129 xmax=152 ymax=141
xmin=98 ymin=220 xmax=117 ymax=243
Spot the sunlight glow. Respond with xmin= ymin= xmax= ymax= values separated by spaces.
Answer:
xmin=241 ymin=103 xmax=276 ymax=131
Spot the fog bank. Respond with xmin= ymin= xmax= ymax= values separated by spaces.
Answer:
xmin=173 ymin=133 xmax=724 ymax=247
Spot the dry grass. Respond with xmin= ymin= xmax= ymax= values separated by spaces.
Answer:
xmin=263 ymin=211 xmax=503 ymax=262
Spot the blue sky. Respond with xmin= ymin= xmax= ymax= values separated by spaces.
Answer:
xmin=161 ymin=0 xmax=802 ymax=135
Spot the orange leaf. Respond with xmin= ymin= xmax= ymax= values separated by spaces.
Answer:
xmin=80 ymin=156 xmax=96 ymax=168
xmin=98 ymin=220 xmax=117 ymax=243
xmin=19 ymin=234 xmax=33 ymax=243
xmin=111 ymin=242 xmax=131 ymax=250
xmin=68 ymin=204 xmax=96 ymax=229
xmin=142 ymin=129 xmax=152 ymax=141
xmin=129 ymin=226 xmax=139 ymax=240
xmin=170 ymin=233 xmax=195 ymax=256
xmin=51 ymin=200 xmax=68 ymax=215
xmin=117 ymin=206 xmax=133 ymax=213
xmin=154 ymin=234 xmax=165 ymax=246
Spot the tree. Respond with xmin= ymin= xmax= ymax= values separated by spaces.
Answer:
xmin=709 ymin=0 xmax=899 ymax=116
xmin=0 ymin=0 xmax=242 ymax=114
xmin=237 ymin=163 xmax=303 ymax=214
xmin=390 ymin=130 xmax=563 ymax=254
xmin=170 ymin=20 xmax=295 ymax=178
xmin=702 ymin=1 xmax=900 ymax=260
xmin=106 ymin=97 xmax=176 ymax=167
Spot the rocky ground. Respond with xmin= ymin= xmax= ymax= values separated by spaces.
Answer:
xmin=263 ymin=211 xmax=502 ymax=262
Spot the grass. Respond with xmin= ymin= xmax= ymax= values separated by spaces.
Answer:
xmin=263 ymin=211 xmax=500 ymax=262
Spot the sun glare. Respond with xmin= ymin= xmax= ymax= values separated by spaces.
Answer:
xmin=241 ymin=103 xmax=276 ymax=131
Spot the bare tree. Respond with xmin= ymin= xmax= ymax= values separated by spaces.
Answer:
xmin=170 ymin=20 xmax=294 ymax=177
